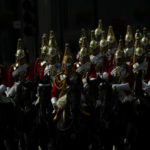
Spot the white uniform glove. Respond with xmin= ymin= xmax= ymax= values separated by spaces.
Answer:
xmin=102 ymin=72 xmax=108 ymax=80
xmin=51 ymin=97 xmax=58 ymax=113
xmin=96 ymin=100 xmax=101 ymax=107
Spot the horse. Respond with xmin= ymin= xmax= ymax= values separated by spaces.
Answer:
xmin=130 ymin=70 xmax=150 ymax=150
xmin=29 ymin=75 xmax=53 ymax=150
xmin=0 ymin=95 xmax=17 ymax=150
xmin=96 ymin=71 xmax=145 ymax=150
xmin=11 ymin=80 xmax=37 ymax=150
xmin=92 ymin=77 xmax=134 ymax=150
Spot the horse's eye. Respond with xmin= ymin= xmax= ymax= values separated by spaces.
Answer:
xmin=23 ymin=87 xmax=27 ymax=91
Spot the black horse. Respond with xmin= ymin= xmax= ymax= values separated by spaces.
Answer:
xmin=12 ymin=80 xmax=37 ymax=150
xmin=0 ymin=95 xmax=17 ymax=150
xmin=130 ymin=70 xmax=150 ymax=150
xmin=28 ymin=75 xmax=53 ymax=150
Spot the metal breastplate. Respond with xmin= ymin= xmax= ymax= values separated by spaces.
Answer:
xmin=76 ymin=62 xmax=91 ymax=77
xmin=133 ymin=61 xmax=148 ymax=77
xmin=12 ymin=63 xmax=28 ymax=81
xmin=45 ymin=64 xmax=60 ymax=77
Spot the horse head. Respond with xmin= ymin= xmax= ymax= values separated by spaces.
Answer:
xmin=85 ymin=75 xmax=103 ymax=108
xmin=14 ymin=80 xmax=37 ymax=109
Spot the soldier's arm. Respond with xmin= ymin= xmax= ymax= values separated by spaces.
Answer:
xmin=7 ymin=65 xmax=14 ymax=88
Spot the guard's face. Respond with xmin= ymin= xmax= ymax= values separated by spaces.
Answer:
xmin=96 ymin=60 xmax=103 ymax=71
xmin=108 ymin=42 xmax=114 ymax=49
xmin=95 ymin=34 xmax=101 ymax=41
xmin=125 ymin=41 xmax=133 ymax=48
xmin=46 ymin=55 xmax=56 ymax=64
xmin=63 ymin=63 xmax=72 ymax=74
xmin=16 ymin=57 xmax=24 ymax=65
xmin=135 ymin=55 xmax=143 ymax=64
xmin=116 ymin=58 xmax=123 ymax=66
xmin=101 ymin=46 xmax=107 ymax=54
xmin=90 ymin=47 xmax=99 ymax=56
xmin=79 ymin=56 xmax=88 ymax=65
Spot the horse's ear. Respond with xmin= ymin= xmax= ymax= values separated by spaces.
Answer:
xmin=97 ymin=75 xmax=101 ymax=83
xmin=137 ymin=70 xmax=142 ymax=79
xmin=97 ymin=74 xmax=105 ymax=84
xmin=66 ymin=77 xmax=71 ymax=85
xmin=86 ymin=73 xmax=90 ymax=84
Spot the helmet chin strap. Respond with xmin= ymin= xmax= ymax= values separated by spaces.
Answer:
xmin=63 ymin=64 xmax=72 ymax=74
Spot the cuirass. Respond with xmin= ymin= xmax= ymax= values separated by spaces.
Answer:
xmin=12 ymin=63 xmax=28 ymax=81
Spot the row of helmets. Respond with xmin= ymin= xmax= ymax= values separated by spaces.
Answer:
xmin=15 ymin=30 xmax=59 ymax=60
xmin=40 ymin=30 xmax=58 ymax=57
xmin=15 ymin=20 xmax=150 ymax=62
xmin=78 ymin=20 xmax=150 ymax=59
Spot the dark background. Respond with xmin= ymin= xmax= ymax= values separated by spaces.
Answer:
xmin=0 ymin=0 xmax=150 ymax=67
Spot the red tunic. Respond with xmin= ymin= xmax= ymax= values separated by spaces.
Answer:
xmin=51 ymin=81 xmax=60 ymax=99
xmin=102 ymin=56 xmax=110 ymax=72
xmin=34 ymin=58 xmax=46 ymax=79
xmin=34 ymin=58 xmax=40 ymax=74
xmin=40 ymin=65 xmax=46 ymax=79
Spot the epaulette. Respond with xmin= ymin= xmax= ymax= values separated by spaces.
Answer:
xmin=40 ymin=61 xmax=47 ymax=67
xmin=11 ymin=63 xmax=17 ymax=70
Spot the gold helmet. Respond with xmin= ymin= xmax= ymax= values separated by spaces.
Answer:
xmin=95 ymin=19 xmax=103 ymax=37
xmin=78 ymin=37 xmax=89 ymax=58
xmin=15 ymin=38 xmax=26 ymax=59
xmin=90 ymin=30 xmax=98 ymax=49
xmin=79 ymin=28 xmax=86 ymax=46
xmin=41 ymin=33 xmax=49 ymax=55
xmin=125 ymin=25 xmax=134 ymax=42
xmin=62 ymin=43 xmax=73 ymax=66
xmin=141 ymin=27 xmax=149 ymax=46
xmin=100 ymin=30 xmax=108 ymax=48
xmin=47 ymin=36 xmax=58 ymax=57
xmin=48 ymin=30 xmax=57 ymax=48
xmin=107 ymin=26 xmax=116 ymax=44
xmin=134 ymin=37 xmax=143 ymax=56
xmin=134 ymin=37 xmax=141 ymax=48
xmin=115 ymin=38 xmax=124 ymax=59
xmin=49 ymin=30 xmax=54 ymax=37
